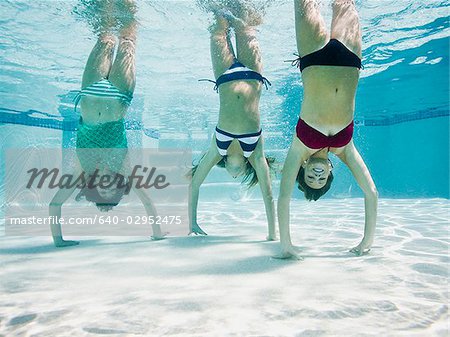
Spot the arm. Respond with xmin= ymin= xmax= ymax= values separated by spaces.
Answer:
xmin=132 ymin=185 xmax=164 ymax=240
xmin=49 ymin=172 xmax=80 ymax=248
xmin=338 ymin=141 xmax=378 ymax=255
xmin=275 ymin=138 xmax=307 ymax=259
xmin=189 ymin=143 xmax=222 ymax=235
xmin=248 ymin=138 xmax=276 ymax=240
xmin=121 ymin=151 xmax=164 ymax=239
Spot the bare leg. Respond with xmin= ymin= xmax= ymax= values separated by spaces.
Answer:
xmin=209 ymin=14 xmax=236 ymax=80
xmin=108 ymin=20 xmax=137 ymax=96
xmin=294 ymin=0 xmax=329 ymax=57
xmin=81 ymin=0 xmax=116 ymax=89
xmin=235 ymin=26 xmax=262 ymax=73
xmin=81 ymin=34 xmax=116 ymax=89
xmin=330 ymin=0 xmax=362 ymax=57
xmin=223 ymin=7 xmax=263 ymax=73
xmin=108 ymin=0 xmax=137 ymax=96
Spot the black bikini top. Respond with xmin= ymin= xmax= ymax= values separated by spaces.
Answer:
xmin=200 ymin=61 xmax=271 ymax=92
xmin=291 ymin=39 xmax=362 ymax=72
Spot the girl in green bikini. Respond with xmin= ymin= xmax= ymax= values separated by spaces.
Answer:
xmin=49 ymin=0 xmax=163 ymax=247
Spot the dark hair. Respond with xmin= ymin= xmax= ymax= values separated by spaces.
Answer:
xmin=75 ymin=173 xmax=131 ymax=212
xmin=190 ymin=155 xmax=275 ymax=188
xmin=296 ymin=166 xmax=334 ymax=201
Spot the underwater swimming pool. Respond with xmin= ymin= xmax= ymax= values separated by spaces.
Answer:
xmin=0 ymin=1 xmax=448 ymax=336
xmin=0 ymin=0 xmax=448 ymax=200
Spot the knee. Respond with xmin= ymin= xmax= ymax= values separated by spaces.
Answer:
xmin=209 ymin=17 xmax=229 ymax=36
xmin=98 ymin=34 xmax=116 ymax=48
xmin=118 ymin=37 xmax=136 ymax=55
xmin=234 ymin=25 xmax=256 ymax=38
xmin=209 ymin=30 xmax=229 ymax=45
xmin=119 ymin=36 xmax=135 ymax=46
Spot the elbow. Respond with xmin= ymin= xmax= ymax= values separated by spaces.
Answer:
xmin=262 ymin=185 xmax=274 ymax=200
xmin=278 ymin=186 xmax=292 ymax=202
xmin=189 ymin=177 xmax=201 ymax=190
xmin=142 ymin=200 xmax=154 ymax=208
xmin=366 ymin=186 xmax=378 ymax=200
xmin=265 ymin=194 xmax=274 ymax=204
xmin=277 ymin=194 xmax=290 ymax=207
xmin=189 ymin=183 xmax=200 ymax=196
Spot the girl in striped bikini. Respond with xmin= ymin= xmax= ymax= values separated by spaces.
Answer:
xmin=189 ymin=1 xmax=276 ymax=240
xmin=49 ymin=0 xmax=163 ymax=247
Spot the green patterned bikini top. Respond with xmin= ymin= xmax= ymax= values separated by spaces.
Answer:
xmin=76 ymin=118 xmax=128 ymax=174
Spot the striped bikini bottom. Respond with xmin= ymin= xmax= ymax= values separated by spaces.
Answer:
xmin=215 ymin=126 xmax=262 ymax=158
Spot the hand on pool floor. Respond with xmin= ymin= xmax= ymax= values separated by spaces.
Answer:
xmin=266 ymin=234 xmax=277 ymax=241
xmin=272 ymin=245 xmax=303 ymax=260
xmin=189 ymin=223 xmax=207 ymax=236
xmin=54 ymin=239 xmax=80 ymax=248
xmin=350 ymin=240 xmax=372 ymax=256
xmin=151 ymin=234 xmax=167 ymax=241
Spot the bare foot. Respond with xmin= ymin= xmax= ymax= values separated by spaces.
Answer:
xmin=228 ymin=0 xmax=263 ymax=27
xmin=217 ymin=8 xmax=247 ymax=30
xmin=197 ymin=0 xmax=263 ymax=27
xmin=115 ymin=0 xmax=137 ymax=30
xmin=76 ymin=0 xmax=116 ymax=36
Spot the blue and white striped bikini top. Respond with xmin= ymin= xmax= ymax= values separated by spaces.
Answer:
xmin=74 ymin=78 xmax=133 ymax=110
xmin=200 ymin=61 xmax=271 ymax=92
xmin=215 ymin=126 xmax=262 ymax=158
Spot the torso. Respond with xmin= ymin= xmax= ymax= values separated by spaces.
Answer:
xmin=79 ymin=96 xmax=127 ymax=125
xmin=295 ymin=66 xmax=359 ymax=156
xmin=216 ymin=80 xmax=262 ymax=156
xmin=217 ymin=80 xmax=262 ymax=132
xmin=300 ymin=66 xmax=359 ymax=135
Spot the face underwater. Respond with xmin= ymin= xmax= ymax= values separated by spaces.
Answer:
xmin=225 ymin=155 xmax=246 ymax=178
xmin=303 ymin=157 xmax=332 ymax=189
xmin=97 ymin=185 xmax=119 ymax=200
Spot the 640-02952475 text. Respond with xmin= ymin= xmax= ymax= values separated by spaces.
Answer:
xmin=9 ymin=215 xmax=182 ymax=226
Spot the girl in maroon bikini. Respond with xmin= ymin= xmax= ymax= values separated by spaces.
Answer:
xmin=276 ymin=0 xmax=378 ymax=259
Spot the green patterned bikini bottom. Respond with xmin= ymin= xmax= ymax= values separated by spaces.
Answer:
xmin=76 ymin=118 xmax=128 ymax=174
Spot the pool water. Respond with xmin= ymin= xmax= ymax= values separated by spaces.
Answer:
xmin=0 ymin=2 xmax=449 ymax=336
xmin=0 ymin=0 xmax=448 ymax=200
